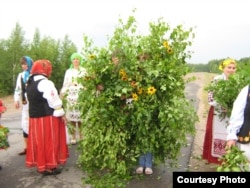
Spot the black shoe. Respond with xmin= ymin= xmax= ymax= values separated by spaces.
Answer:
xmin=18 ymin=149 xmax=26 ymax=155
xmin=41 ymin=168 xmax=62 ymax=176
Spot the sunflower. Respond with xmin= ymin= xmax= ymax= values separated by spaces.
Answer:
xmin=137 ymin=88 xmax=143 ymax=95
xmin=119 ymin=69 xmax=126 ymax=77
xmin=132 ymin=93 xmax=138 ymax=101
xmin=89 ymin=54 xmax=96 ymax=59
xmin=147 ymin=86 xmax=156 ymax=95
xmin=167 ymin=47 xmax=173 ymax=54
xmin=163 ymin=40 xmax=169 ymax=48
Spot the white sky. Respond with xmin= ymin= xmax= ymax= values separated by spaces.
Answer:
xmin=1 ymin=0 xmax=249 ymax=63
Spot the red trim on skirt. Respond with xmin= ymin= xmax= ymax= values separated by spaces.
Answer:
xmin=26 ymin=116 xmax=69 ymax=172
xmin=202 ymin=106 xmax=222 ymax=164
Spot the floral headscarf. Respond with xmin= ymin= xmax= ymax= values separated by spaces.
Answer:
xmin=31 ymin=60 xmax=52 ymax=78
xmin=219 ymin=58 xmax=237 ymax=71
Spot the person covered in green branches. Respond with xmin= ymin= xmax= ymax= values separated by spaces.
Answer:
xmin=77 ymin=17 xmax=198 ymax=187
xmin=135 ymin=52 xmax=153 ymax=175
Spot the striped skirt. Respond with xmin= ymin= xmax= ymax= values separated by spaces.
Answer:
xmin=26 ymin=116 xmax=69 ymax=172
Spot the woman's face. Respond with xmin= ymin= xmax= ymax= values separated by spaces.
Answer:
xmin=21 ymin=62 xmax=28 ymax=71
xmin=72 ymin=58 xmax=80 ymax=67
xmin=223 ymin=63 xmax=237 ymax=78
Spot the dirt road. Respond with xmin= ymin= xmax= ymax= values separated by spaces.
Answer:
xmin=185 ymin=72 xmax=218 ymax=171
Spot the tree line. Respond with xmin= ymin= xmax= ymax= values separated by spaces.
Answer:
xmin=188 ymin=57 xmax=250 ymax=73
xmin=0 ymin=22 xmax=77 ymax=96
xmin=1 ymin=22 xmax=250 ymax=97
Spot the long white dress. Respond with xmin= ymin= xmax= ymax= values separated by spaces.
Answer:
xmin=210 ymin=73 xmax=229 ymax=158
xmin=14 ymin=72 xmax=29 ymax=134
xmin=61 ymin=67 xmax=87 ymax=122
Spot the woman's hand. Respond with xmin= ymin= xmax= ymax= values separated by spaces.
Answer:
xmin=225 ymin=139 xmax=236 ymax=150
xmin=15 ymin=101 xmax=20 ymax=109
xmin=62 ymin=115 xmax=67 ymax=125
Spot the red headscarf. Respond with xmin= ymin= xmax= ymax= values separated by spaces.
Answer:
xmin=0 ymin=100 xmax=6 ymax=113
xmin=31 ymin=60 xmax=52 ymax=78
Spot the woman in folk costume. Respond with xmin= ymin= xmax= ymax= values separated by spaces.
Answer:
xmin=26 ymin=60 xmax=68 ymax=175
xmin=226 ymin=84 xmax=250 ymax=169
xmin=61 ymin=53 xmax=87 ymax=145
xmin=202 ymin=58 xmax=237 ymax=164
xmin=14 ymin=56 xmax=33 ymax=155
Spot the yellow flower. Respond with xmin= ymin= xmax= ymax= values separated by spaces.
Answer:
xmin=119 ymin=69 xmax=126 ymax=77
xmin=167 ymin=47 xmax=173 ymax=54
xmin=132 ymin=93 xmax=138 ymax=101
xmin=89 ymin=54 xmax=95 ymax=59
xmin=163 ymin=40 xmax=169 ymax=48
xmin=121 ymin=76 xmax=128 ymax=81
xmin=147 ymin=86 xmax=156 ymax=95
xmin=84 ymin=76 xmax=91 ymax=81
xmin=137 ymin=88 xmax=143 ymax=95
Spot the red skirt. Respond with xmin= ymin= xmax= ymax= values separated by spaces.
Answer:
xmin=202 ymin=106 xmax=222 ymax=164
xmin=26 ymin=116 xmax=69 ymax=172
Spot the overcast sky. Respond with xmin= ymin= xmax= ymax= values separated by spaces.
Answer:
xmin=1 ymin=0 xmax=249 ymax=63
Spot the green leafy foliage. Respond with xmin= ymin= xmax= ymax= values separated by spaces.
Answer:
xmin=217 ymin=146 xmax=249 ymax=172
xmin=76 ymin=13 xmax=198 ymax=187
xmin=0 ymin=125 xmax=9 ymax=149
xmin=205 ymin=64 xmax=250 ymax=119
